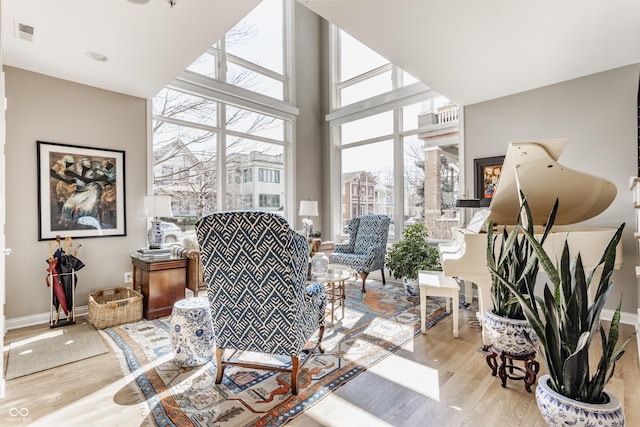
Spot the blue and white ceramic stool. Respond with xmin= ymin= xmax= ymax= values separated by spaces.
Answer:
xmin=169 ymin=297 xmax=215 ymax=367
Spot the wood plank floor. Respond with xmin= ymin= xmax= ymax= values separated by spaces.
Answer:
xmin=2 ymin=300 xmax=638 ymax=426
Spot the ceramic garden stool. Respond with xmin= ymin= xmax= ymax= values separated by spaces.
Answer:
xmin=418 ymin=270 xmax=459 ymax=338
xmin=169 ymin=297 xmax=215 ymax=367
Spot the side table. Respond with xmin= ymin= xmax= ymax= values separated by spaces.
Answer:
xmin=170 ymin=297 xmax=215 ymax=367
xmin=131 ymin=254 xmax=187 ymax=320
xmin=418 ymin=270 xmax=460 ymax=337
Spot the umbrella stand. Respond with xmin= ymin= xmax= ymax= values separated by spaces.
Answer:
xmin=49 ymin=270 xmax=76 ymax=328
xmin=47 ymin=235 xmax=83 ymax=328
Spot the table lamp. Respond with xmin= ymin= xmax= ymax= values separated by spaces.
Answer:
xmin=142 ymin=195 xmax=173 ymax=249
xmin=298 ymin=200 xmax=318 ymax=238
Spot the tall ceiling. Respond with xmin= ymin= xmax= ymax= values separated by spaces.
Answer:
xmin=2 ymin=0 xmax=261 ymax=99
xmin=3 ymin=0 xmax=640 ymax=106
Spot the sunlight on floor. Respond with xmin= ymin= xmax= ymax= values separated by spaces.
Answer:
xmin=368 ymin=353 xmax=440 ymax=400
xmin=301 ymin=394 xmax=396 ymax=427
xmin=4 ymin=329 xmax=63 ymax=351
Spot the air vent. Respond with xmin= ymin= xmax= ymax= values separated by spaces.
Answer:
xmin=16 ymin=22 xmax=35 ymax=42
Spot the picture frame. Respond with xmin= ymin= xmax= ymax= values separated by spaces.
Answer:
xmin=474 ymin=155 xmax=505 ymax=207
xmin=37 ymin=140 xmax=126 ymax=240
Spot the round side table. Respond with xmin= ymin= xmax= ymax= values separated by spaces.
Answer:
xmin=169 ymin=297 xmax=215 ymax=367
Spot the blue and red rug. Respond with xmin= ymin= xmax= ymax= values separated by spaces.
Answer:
xmin=102 ymin=278 xmax=449 ymax=426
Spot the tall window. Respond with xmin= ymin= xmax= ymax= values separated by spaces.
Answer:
xmin=152 ymin=0 xmax=293 ymax=232
xmin=330 ymin=27 xmax=460 ymax=241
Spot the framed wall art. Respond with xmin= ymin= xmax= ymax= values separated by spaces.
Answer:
xmin=474 ymin=155 xmax=505 ymax=207
xmin=37 ymin=140 xmax=126 ymax=240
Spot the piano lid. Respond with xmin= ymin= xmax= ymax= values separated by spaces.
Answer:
xmin=487 ymin=138 xmax=617 ymax=226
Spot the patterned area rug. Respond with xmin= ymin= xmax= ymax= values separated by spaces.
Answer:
xmin=102 ymin=278 xmax=449 ymax=426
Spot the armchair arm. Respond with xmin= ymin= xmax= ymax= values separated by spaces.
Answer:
xmin=362 ymin=244 xmax=384 ymax=257
xmin=170 ymin=245 xmax=205 ymax=293
xmin=362 ymin=244 xmax=387 ymax=270
xmin=334 ymin=241 xmax=353 ymax=254
xmin=304 ymin=282 xmax=327 ymax=327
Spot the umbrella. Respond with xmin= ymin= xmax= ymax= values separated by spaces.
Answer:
xmin=46 ymin=241 xmax=69 ymax=317
xmin=56 ymin=237 xmax=85 ymax=318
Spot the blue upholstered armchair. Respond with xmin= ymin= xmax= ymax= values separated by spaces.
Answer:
xmin=330 ymin=214 xmax=391 ymax=292
xmin=195 ymin=211 xmax=326 ymax=396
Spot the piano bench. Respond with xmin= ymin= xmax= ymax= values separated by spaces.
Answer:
xmin=418 ymin=270 xmax=460 ymax=338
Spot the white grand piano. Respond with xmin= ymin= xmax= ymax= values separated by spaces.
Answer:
xmin=440 ymin=138 xmax=621 ymax=343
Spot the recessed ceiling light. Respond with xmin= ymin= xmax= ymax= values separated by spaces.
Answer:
xmin=127 ymin=0 xmax=150 ymax=4
xmin=86 ymin=51 xmax=108 ymax=62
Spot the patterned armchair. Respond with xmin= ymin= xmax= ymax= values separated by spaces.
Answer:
xmin=330 ymin=214 xmax=391 ymax=292
xmin=195 ymin=211 xmax=327 ymax=395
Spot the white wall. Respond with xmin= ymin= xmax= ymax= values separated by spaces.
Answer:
xmin=464 ymin=64 xmax=640 ymax=315
xmin=4 ymin=66 xmax=148 ymax=323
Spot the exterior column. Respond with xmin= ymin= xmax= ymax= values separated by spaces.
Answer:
xmin=423 ymin=146 xmax=442 ymax=234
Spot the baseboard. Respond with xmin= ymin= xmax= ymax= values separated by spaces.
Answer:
xmin=6 ymin=305 xmax=89 ymax=330
xmin=600 ymin=308 xmax=637 ymax=326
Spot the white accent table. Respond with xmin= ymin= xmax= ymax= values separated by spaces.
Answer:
xmin=418 ymin=270 xmax=460 ymax=338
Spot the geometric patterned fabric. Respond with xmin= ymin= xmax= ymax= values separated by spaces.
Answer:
xmin=195 ymin=211 xmax=326 ymax=358
xmin=330 ymin=214 xmax=391 ymax=276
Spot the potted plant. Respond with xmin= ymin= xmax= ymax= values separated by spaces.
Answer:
xmin=385 ymin=222 xmax=441 ymax=295
xmin=493 ymin=221 xmax=632 ymax=426
xmin=483 ymin=196 xmax=557 ymax=357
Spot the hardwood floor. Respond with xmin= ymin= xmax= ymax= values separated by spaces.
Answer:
xmin=2 ymin=301 xmax=639 ymax=426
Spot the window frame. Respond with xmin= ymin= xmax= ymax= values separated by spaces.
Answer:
xmin=327 ymin=23 xmax=456 ymax=242
xmin=151 ymin=0 xmax=297 ymax=222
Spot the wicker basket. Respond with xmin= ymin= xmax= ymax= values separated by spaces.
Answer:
xmin=88 ymin=286 xmax=143 ymax=329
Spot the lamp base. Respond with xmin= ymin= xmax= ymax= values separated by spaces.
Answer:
xmin=147 ymin=220 xmax=165 ymax=249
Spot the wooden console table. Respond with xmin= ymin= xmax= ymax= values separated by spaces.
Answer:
xmin=131 ymin=254 xmax=187 ymax=320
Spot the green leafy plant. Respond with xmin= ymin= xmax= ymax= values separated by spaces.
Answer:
xmin=385 ymin=223 xmax=441 ymax=280
xmin=487 ymin=195 xmax=557 ymax=319
xmin=492 ymin=220 xmax=633 ymax=404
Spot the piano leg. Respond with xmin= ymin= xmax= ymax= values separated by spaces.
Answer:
xmin=476 ymin=281 xmax=491 ymax=345
xmin=462 ymin=280 xmax=473 ymax=306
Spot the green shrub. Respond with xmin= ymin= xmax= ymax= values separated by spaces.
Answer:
xmin=385 ymin=223 xmax=441 ymax=280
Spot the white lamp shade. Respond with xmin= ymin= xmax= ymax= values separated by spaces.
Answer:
xmin=299 ymin=200 xmax=318 ymax=217
xmin=141 ymin=195 xmax=173 ymax=218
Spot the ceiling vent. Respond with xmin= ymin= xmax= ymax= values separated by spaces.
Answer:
xmin=15 ymin=22 xmax=35 ymax=42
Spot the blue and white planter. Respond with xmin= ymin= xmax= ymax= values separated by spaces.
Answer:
xmin=404 ymin=278 xmax=419 ymax=297
xmin=483 ymin=309 xmax=538 ymax=357
xmin=536 ymin=374 xmax=625 ymax=426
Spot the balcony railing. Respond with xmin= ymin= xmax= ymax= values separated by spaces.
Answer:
xmin=437 ymin=107 xmax=459 ymax=124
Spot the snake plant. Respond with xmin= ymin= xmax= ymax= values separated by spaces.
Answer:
xmin=492 ymin=219 xmax=632 ymax=403
xmin=486 ymin=195 xmax=557 ymax=319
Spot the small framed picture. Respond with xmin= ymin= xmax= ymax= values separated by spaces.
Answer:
xmin=474 ymin=155 xmax=505 ymax=207
xmin=37 ymin=140 xmax=126 ymax=240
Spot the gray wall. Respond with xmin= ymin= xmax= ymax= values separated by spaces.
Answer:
xmin=464 ymin=64 xmax=640 ymax=315
xmin=4 ymin=66 xmax=148 ymax=322
xmin=294 ymin=2 xmax=326 ymax=233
